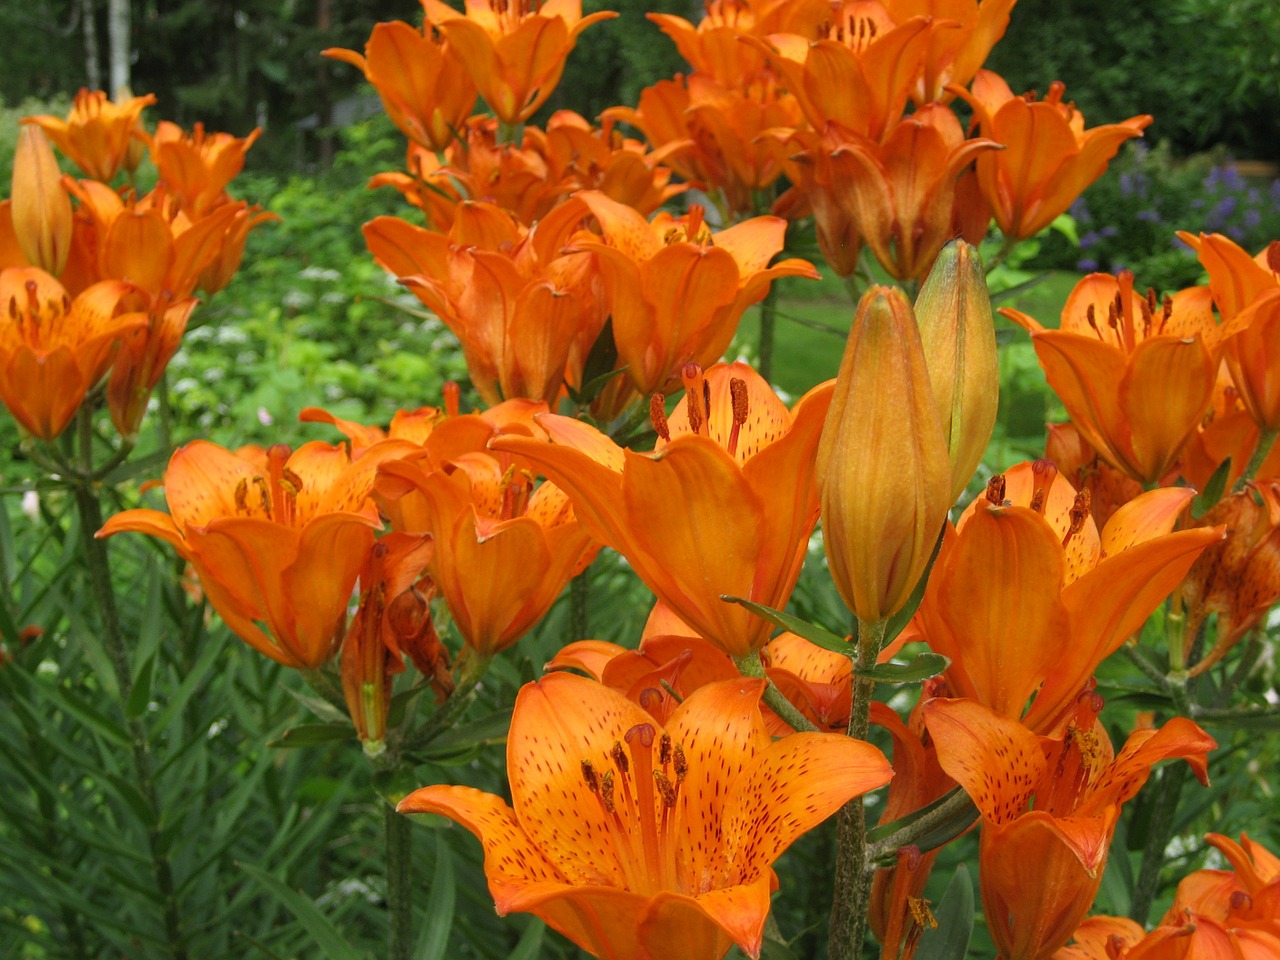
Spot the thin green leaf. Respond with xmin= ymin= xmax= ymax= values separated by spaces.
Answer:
xmin=125 ymin=652 xmax=157 ymax=719
xmin=506 ymin=919 xmax=546 ymax=960
xmin=854 ymin=652 xmax=949 ymax=684
xmin=34 ymin=677 xmax=131 ymax=747
xmin=914 ymin=863 xmax=974 ymax=960
xmin=1192 ymin=457 xmax=1232 ymax=519
xmin=237 ymin=862 xmax=364 ymax=960
xmin=415 ymin=831 xmax=456 ymax=960
xmin=720 ymin=595 xmax=853 ymax=658
xmin=267 ymin=722 xmax=354 ymax=748
xmin=882 ymin=523 xmax=945 ymax=647
xmin=283 ymin=685 xmax=350 ymax=724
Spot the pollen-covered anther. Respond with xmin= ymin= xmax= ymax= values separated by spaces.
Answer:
xmin=1229 ymin=890 xmax=1253 ymax=916
xmin=650 ymin=393 xmax=670 ymax=441
xmin=581 ymin=759 xmax=600 ymax=794
xmin=986 ymin=473 xmax=1007 ymax=506
xmin=658 ymin=732 xmax=673 ymax=766
xmin=681 ymin=363 xmax=708 ymax=436
xmin=727 ymin=377 xmax=749 ymax=457
xmin=600 ymin=770 xmax=616 ymax=814
xmin=610 ymin=739 xmax=630 ymax=776
xmin=654 ymin=770 xmax=678 ymax=807
xmin=1267 ymin=240 xmax=1280 ymax=275
xmin=907 ymin=896 xmax=937 ymax=931
xmin=1062 ymin=488 xmax=1091 ymax=547
xmin=673 ymin=744 xmax=688 ymax=783
xmin=442 ymin=381 xmax=461 ymax=418
xmin=1029 ymin=459 xmax=1057 ymax=513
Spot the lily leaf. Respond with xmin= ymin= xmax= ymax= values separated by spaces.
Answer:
xmin=267 ymin=722 xmax=354 ymax=749
xmin=1191 ymin=456 xmax=1231 ymax=519
xmin=853 ymin=652 xmax=949 ymax=684
xmin=867 ymin=786 xmax=980 ymax=861
xmin=721 ymin=595 xmax=852 ymax=658
xmin=914 ymin=863 xmax=975 ymax=960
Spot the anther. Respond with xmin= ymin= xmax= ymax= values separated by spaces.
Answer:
xmin=442 ymin=381 xmax=460 ymax=418
xmin=673 ymin=744 xmax=687 ymax=783
xmin=1267 ymin=240 xmax=1280 ymax=275
xmin=658 ymin=732 xmax=672 ymax=767
xmin=650 ymin=393 xmax=670 ymax=441
xmin=1062 ymin=488 xmax=1091 ymax=548
xmin=600 ymin=770 xmax=616 ymax=814
xmin=581 ymin=760 xmax=600 ymax=793
xmin=985 ymin=474 xmax=1006 ymax=506
xmin=727 ymin=377 xmax=749 ymax=457
xmin=1030 ymin=459 xmax=1057 ymax=513
xmin=681 ymin=363 xmax=707 ymax=436
xmin=654 ymin=771 xmax=678 ymax=807
xmin=610 ymin=740 xmax=629 ymax=775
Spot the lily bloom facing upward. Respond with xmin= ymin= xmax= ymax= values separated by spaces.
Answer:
xmin=400 ymin=672 xmax=892 ymax=960
xmin=422 ymin=0 xmax=616 ymax=125
xmin=0 ymin=267 xmax=142 ymax=439
xmin=925 ymin=697 xmax=1216 ymax=960
xmin=955 ymin=71 xmax=1150 ymax=241
xmin=1003 ymin=270 xmax=1218 ymax=485
xmin=98 ymin=439 xmax=416 ymax=668
xmin=494 ymin=362 xmax=835 ymax=658
xmin=25 ymin=88 xmax=155 ymax=183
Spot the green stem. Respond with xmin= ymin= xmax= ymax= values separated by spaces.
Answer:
xmin=828 ymin=618 xmax=886 ymax=960
xmin=385 ymin=801 xmax=413 ymax=960
xmin=1118 ymin=643 xmax=1174 ymax=694
xmin=1235 ymin=427 xmax=1278 ymax=492
xmin=496 ymin=120 xmax=523 ymax=145
xmin=1129 ymin=762 xmax=1189 ymax=925
xmin=1213 ymin=630 xmax=1265 ymax=710
xmin=405 ymin=649 xmax=494 ymax=750
xmin=1190 ymin=703 xmax=1280 ymax=726
xmin=758 ymin=284 xmax=778 ymax=384
xmin=71 ymin=410 xmax=188 ymax=960
xmin=570 ymin=568 xmax=590 ymax=642
xmin=864 ymin=787 xmax=979 ymax=865
xmin=732 ymin=651 xmax=819 ymax=734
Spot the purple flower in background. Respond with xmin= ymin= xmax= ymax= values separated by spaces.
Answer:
xmin=1069 ymin=198 xmax=1091 ymax=222
xmin=1206 ymin=195 xmax=1238 ymax=231
xmin=1221 ymin=165 xmax=1245 ymax=191
xmin=1101 ymin=225 xmax=1118 ymax=238
xmin=1078 ymin=258 xmax=1099 ymax=272
xmin=1136 ymin=209 xmax=1163 ymax=223
xmin=1270 ymin=180 xmax=1280 ymax=208
xmin=1119 ymin=172 xmax=1135 ymax=196
xmin=1080 ymin=230 xmax=1100 ymax=250
xmin=1244 ymin=209 xmax=1261 ymax=230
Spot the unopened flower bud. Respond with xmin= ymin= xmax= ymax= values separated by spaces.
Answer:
xmin=914 ymin=239 xmax=998 ymax=502
xmin=11 ymin=126 xmax=72 ymax=276
xmin=817 ymin=286 xmax=951 ymax=623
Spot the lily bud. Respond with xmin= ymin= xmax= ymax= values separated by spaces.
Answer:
xmin=11 ymin=126 xmax=72 ymax=276
xmin=817 ymin=286 xmax=951 ymax=623
xmin=915 ymin=239 xmax=999 ymax=502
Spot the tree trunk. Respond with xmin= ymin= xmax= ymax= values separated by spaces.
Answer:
xmin=82 ymin=0 xmax=101 ymax=91
xmin=107 ymin=0 xmax=129 ymax=95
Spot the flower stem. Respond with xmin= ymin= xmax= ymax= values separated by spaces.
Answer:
xmin=71 ymin=409 xmax=189 ymax=960
xmin=405 ymin=649 xmax=494 ymax=750
xmin=758 ymin=284 xmax=778 ymax=384
xmin=1129 ymin=761 xmax=1189 ymax=924
xmin=732 ymin=651 xmax=819 ymax=733
xmin=571 ymin=567 xmax=590 ymax=642
xmin=1235 ymin=427 xmax=1278 ymax=492
xmin=828 ymin=617 xmax=885 ymax=960
xmin=385 ymin=801 xmax=413 ymax=960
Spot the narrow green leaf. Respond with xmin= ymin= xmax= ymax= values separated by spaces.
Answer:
xmin=283 ymin=685 xmax=350 ymax=724
xmin=415 ymin=832 xmax=456 ymax=960
xmin=35 ymin=677 xmax=131 ymax=747
xmin=853 ymin=652 xmax=950 ymax=684
xmin=868 ymin=787 xmax=980 ymax=858
xmin=914 ymin=863 xmax=974 ymax=960
xmin=267 ymin=722 xmax=354 ymax=749
xmin=152 ymin=633 xmax=226 ymax=730
xmin=721 ymin=595 xmax=853 ymax=658
xmin=1192 ymin=457 xmax=1232 ymax=519
xmin=125 ymin=652 xmax=157 ymax=719
xmin=413 ymin=710 xmax=511 ymax=757
xmin=882 ymin=523 xmax=945 ymax=647
xmin=237 ymin=862 xmax=364 ymax=960
xmin=506 ymin=919 xmax=546 ymax=960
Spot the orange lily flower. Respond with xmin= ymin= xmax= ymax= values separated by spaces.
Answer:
xmin=913 ymin=462 xmax=1222 ymax=733
xmin=494 ymin=362 xmax=834 ymax=658
xmin=1178 ymin=481 xmax=1280 ymax=676
xmin=1003 ymin=270 xmax=1218 ymax=485
xmin=1176 ymin=232 xmax=1280 ymax=323
xmin=11 ymin=126 xmax=73 ymax=277
xmin=543 ymin=111 xmax=687 ymax=217
xmin=884 ymin=0 xmax=1018 ymax=103
xmin=569 ymin=192 xmax=818 ymax=397
xmin=1056 ymin=914 xmax=1280 ymax=960
xmin=1045 ymin=423 xmax=1143 ymax=527
xmin=146 ymin=121 xmax=262 ymax=217
xmin=340 ymin=532 xmax=439 ymax=750
xmin=363 ymin=198 xmax=604 ymax=406
xmin=607 ymin=73 xmax=803 ymax=217
xmin=1165 ymin=833 xmax=1280 ymax=928
xmin=421 ymin=0 xmax=617 ymax=125
xmin=400 ymin=671 xmax=893 ymax=960
xmin=925 ymin=696 xmax=1216 ymax=960
xmin=954 ymin=71 xmax=1150 ymax=240
xmin=748 ymin=3 xmax=933 ymax=142
xmin=25 ymin=88 xmax=155 ymax=183
xmin=1053 ymin=916 xmax=1146 ymax=960
xmin=647 ymin=0 xmax=829 ymax=88
xmin=0 ymin=267 xmax=142 ymax=439
xmin=818 ymin=285 xmax=951 ymax=623
xmin=370 ymin=399 xmax=599 ymax=656
xmin=98 ymin=439 xmax=416 ymax=668
xmin=818 ymin=103 xmax=998 ymax=280
xmin=324 ymin=21 xmax=476 ymax=153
